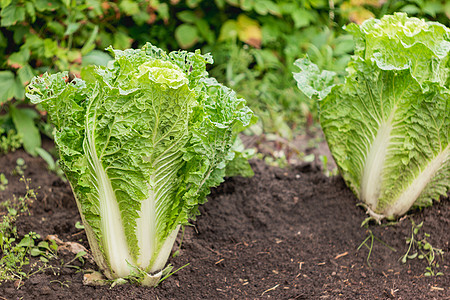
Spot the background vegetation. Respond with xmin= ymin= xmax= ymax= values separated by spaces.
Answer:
xmin=1 ymin=0 xmax=449 ymax=155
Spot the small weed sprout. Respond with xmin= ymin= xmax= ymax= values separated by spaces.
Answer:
xmin=157 ymin=263 xmax=190 ymax=286
xmin=35 ymin=148 xmax=67 ymax=182
xmin=0 ymin=177 xmax=57 ymax=284
xmin=318 ymin=155 xmax=338 ymax=177
xmin=50 ymin=280 xmax=70 ymax=288
xmin=74 ymin=221 xmax=84 ymax=230
xmin=357 ymin=218 xmax=396 ymax=267
xmin=0 ymin=129 xmax=22 ymax=154
xmin=13 ymin=158 xmax=27 ymax=176
xmin=64 ymin=250 xmax=87 ymax=271
xmin=0 ymin=173 xmax=8 ymax=191
xmin=400 ymin=219 xmax=444 ymax=276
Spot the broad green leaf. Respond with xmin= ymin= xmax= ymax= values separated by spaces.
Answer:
xmin=17 ymin=64 xmax=35 ymax=85
xmin=7 ymin=48 xmax=30 ymax=68
xmin=177 ymin=11 xmax=197 ymax=23
xmin=35 ymin=0 xmax=61 ymax=12
xmin=25 ymin=1 xmax=36 ymax=22
xmin=35 ymin=147 xmax=56 ymax=170
xmin=30 ymin=248 xmax=45 ymax=256
xmin=1 ymin=0 xmax=13 ymax=8
xmin=218 ymin=20 xmax=238 ymax=41
xmin=82 ymin=50 xmax=111 ymax=66
xmin=64 ymin=22 xmax=81 ymax=36
xmin=195 ymin=19 xmax=215 ymax=45
xmin=0 ymin=71 xmax=23 ymax=103
xmin=12 ymin=25 xmax=28 ymax=44
xmin=186 ymin=0 xmax=201 ymax=8
xmin=261 ymin=0 xmax=281 ymax=16
xmin=214 ymin=0 xmax=225 ymax=9
xmin=175 ymin=24 xmax=199 ymax=49
xmin=17 ymin=235 xmax=33 ymax=247
xmin=400 ymin=4 xmax=421 ymax=15
xmin=81 ymin=25 xmax=99 ymax=55
xmin=446 ymin=2 xmax=450 ymax=18
xmin=10 ymin=106 xmax=41 ymax=156
xmin=0 ymin=31 xmax=6 ymax=48
xmin=226 ymin=0 xmax=239 ymax=6
xmin=236 ymin=14 xmax=262 ymax=48
xmin=240 ymin=0 xmax=253 ymax=11
xmin=47 ymin=21 xmax=65 ymax=36
xmin=119 ymin=0 xmax=139 ymax=15
xmin=1 ymin=2 xmax=25 ymax=27
xmin=43 ymin=38 xmax=59 ymax=58
xmin=156 ymin=3 xmax=169 ymax=22
xmin=113 ymin=31 xmax=132 ymax=49
xmin=291 ymin=9 xmax=314 ymax=29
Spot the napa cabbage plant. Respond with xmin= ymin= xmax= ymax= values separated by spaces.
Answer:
xmin=294 ymin=13 xmax=449 ymax=221
xmin=26 ymin=44 xmax=255 ymax=285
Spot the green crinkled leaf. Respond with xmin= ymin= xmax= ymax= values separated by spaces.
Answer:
xmin=225 ymin=136 xmax=255 ymax=178
xmin=293 ymin=56 xmax=337 ymax=100
xmin=345 ymin=13 xmax=450 ymax=89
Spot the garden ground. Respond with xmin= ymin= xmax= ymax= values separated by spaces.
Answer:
xmin=0 ymin=139 xmax=448 ymax=299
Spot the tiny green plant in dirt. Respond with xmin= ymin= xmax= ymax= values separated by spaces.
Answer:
xmin=0 ymin=128 xmax=22 ymax=154
xmin=0 ymin=177 xmax=58 ymax=284
xmin=12 ymin=158 xmax=27 ymax=176
xmin=0 ymin=173 xmax=8 ymax=191
xmin=63 ymin=250 xmax=88 ymax=272
xmin=357 ymin=222 xmax=396 ymax=268
xmin=318 ymin=155 xmax=338 ymax=177
xmin=400 ymin=219 xmax=444 ymax=276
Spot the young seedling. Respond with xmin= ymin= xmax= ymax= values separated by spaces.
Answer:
xmin=318 ymin=155 xmax=338 ymax=177
xmin=0 ymin=128 xmax=22 ymax=154
xmin=50 ymin=280 xmax=70 ymax=288
xmin=12 ymin=158 xmax=27 ymax=176
xmin=0 ymin=173 xmax=8 ymax=191
xmin=64 ymin=250 xmax=88 ymax=271
xmin=35 ymin=147 xmax=67 ymax=182
xmin=157 ymin=263 xmax=190 ymax=286
xmin=357 ymin=218 xmax=396 ymax=267
xmin=357 ymin=229 xmax=396 ymax=268
xmin=0 ymin=177 xmax=57 ymax=284
xmin=400 ymin=219 xmax=444 ymax=276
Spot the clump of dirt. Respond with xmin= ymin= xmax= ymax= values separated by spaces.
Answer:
xmin=0 ymin=146 xmax=448 ymax=299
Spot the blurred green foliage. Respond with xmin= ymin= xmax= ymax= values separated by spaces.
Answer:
xmin=0 ymin=0 xmax=449 ymax=152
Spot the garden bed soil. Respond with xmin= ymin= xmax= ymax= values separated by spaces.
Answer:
xmin=0 ymin=144 xmax=449 ymax=299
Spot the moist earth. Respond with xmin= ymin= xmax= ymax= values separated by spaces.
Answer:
xmin=0 ymin=144 xmax=448 ymax=299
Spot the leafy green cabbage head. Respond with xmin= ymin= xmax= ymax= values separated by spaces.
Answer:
xmin=26 ymin=43 xmax=256 ymax=283
xmin=294 ymin=13 xmax=449 ymax=221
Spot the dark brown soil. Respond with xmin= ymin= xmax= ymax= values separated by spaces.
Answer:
xmin=0 ymin=144 xmax=449 ymax=299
